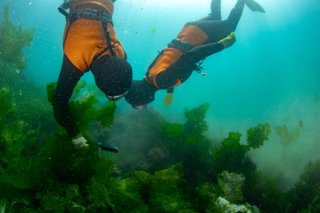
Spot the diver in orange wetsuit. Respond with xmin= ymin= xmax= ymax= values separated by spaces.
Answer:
xmin=53 ymin=0 xmax=132 ymax=147
xmin=125 ymin=0 xmax=265 ymax=109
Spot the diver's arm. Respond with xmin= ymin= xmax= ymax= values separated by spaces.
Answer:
xmin=156 ymin=42 xmax=225 ymax=88
xmin=183 ymin=42 xmax=224 ymax=62
xmin=185 ymin=32 xmax=236 ymax=62
xmin=53 ymin=55 xmax=83 ymax=138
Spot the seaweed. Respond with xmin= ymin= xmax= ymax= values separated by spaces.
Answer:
xmin=0 ymin=88 xmax=13 ymax=122
xmin=159 ymin=103 xmax=214 ymax=182
xmin=247 ymin=123 xmax=270 ymax=149
xmin=183 ymin=103 xmax=210 ymax=135
xmin=286 ymin=160 xmax=320 ymax=213
xmin=275 ymin=122 xmax=303 ymax=146
xmin=133 ymin=164 xmax=194 ymax=212
xmin=212 ymin=131 xmax=250 ymax=175
xmin=0 ymin=6 xmax=34 ymax=71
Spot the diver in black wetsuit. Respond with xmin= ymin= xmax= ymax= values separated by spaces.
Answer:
xmin=125 ymin=0 xmax=265 ymax=109
xmin=53 ymin=0 xmax=131 ymax=150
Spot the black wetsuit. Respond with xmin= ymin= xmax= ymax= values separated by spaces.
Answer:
xmin=53 ymin=0 xmax=130 ymax=138
xmin=125 ymin=0 xmax=247 ymax=107
xmin=153 ymin=0 xmax=245 ymax=89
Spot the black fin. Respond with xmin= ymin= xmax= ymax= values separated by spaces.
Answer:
xmin=245 ymin=0 xmax=265 ymax=13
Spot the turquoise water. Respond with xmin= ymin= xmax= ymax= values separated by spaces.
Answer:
xmin=2 ymin=0 xmax=319 ymax=116
xmin=1 ymin=0 xmax=320 ymax=210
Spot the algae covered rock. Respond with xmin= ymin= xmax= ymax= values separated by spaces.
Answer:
xmin=213 ymin=197 xmax=260 ymax=213
xmin=218 ymin=171 xmax=246 ymax=202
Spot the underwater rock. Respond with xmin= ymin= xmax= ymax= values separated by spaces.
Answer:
xmin=213 ymin=197 xmax=260 ymax=213
xmin=218 ymin=171 xmax=246 ymax=202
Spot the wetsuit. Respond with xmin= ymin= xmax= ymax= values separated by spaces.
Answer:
xmin=54 ymin=0 xmax=127 ymax=137
xmin=145 ymin=0 xmax=245 ymax=89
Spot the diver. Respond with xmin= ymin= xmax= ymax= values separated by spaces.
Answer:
xmin=53 ymin=0 xmax=132 ymax=149
xmin=125 ymin=0 xmax=265 ymax=109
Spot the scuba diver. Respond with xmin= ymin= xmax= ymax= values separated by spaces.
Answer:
xmin=53 ymin=0 xmax=132 ymax=150
xmin=125 ymin=0 xmax=265 ymax=109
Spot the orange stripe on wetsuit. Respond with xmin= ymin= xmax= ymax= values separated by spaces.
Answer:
xmin=64 ymin=0 xmax=125 ymax=72
xmin=146 ymin=25 xmax=209 ymax=88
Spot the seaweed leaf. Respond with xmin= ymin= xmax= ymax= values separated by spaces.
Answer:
xmin=0 ymin=88 xmax=13 ymax=121
xmin=184 ymin=103 xmax=210 ymax=135
xmin=0 ymin=6 xmax=34 ymax=70
xmin=247 ymin=123 xmax=270 ymax=149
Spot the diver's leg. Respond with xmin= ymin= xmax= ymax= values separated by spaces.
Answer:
xmin=53 ymin=55 xmax=83 ymax=138
xmin=196 ymin=0 xmax=221 ymax=22
xmin=225 ymin=0 xmax=246 ymax=32
xmin=192 ymin=0 xmax=245 ymax=43
xmin=210 ymin=0 xmax=221 ymax=20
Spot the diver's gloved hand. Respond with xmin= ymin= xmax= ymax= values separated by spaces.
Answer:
xmin=72 ymin=135 xmax=89 ymax=148
xmin=218 ymin=32 xmax=236 ymax=49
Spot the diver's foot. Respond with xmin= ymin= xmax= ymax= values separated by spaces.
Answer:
xmin=245 ymin=0 xmax=265 ymax=13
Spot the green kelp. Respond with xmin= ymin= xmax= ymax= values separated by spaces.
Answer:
xmin=0 ymin=6 xmax=34 ymax=81
xmin=211 ymin=123 xmax=270 ymax=180
xmin=1 ymin=90 xmax=318 ymax=212
xmin=159 ymin=103 xmax=213 ymax=181
xmin=0 ymin=85 xmax=44 ymax=194
xmin=247 ymin=123 xmax=270 ymax=149
xmin=133 ymin=164 xmax=193 ymax=213
xmin=0 ymin=5 xmax=51 ymax=133
xmin=275 ymin=122 xmax=303 ymax=146
xmin=0 ymin=88 xmax=13 ymax=122
xmin=286 ymin=160 xmax=320 ymax=213
xmin=112 ymin=104 xmax=275 ymax=212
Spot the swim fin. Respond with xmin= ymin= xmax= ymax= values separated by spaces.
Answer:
xmin=245 ymin=0 xmax=265 ymax=13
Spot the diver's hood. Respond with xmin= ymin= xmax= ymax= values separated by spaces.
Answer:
xmin=125 ymin=80 xmax=158 ymax=108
